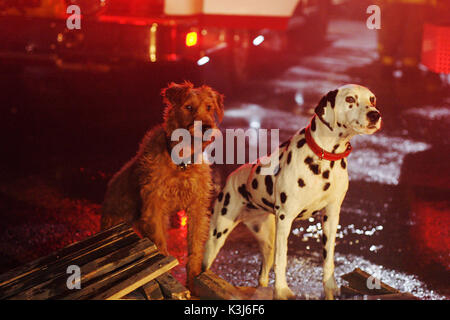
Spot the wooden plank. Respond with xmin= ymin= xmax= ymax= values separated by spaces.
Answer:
xmin=358 ymin=293 xmax=419 ymax=300
xmin=194 ymin=270 xmax=244 ymax=300
xmin=236 ymin=286 xmax=273 ymax=300
xmin=0 ymin=223 xmax=130 ymax=287
xmin=141 ymin=280 xmax=164 ymax=300
xmin=120 ymin=290 xmax=146 ymax=300
xmin=155 ymin=273 xmax=190 ymax=300
xmin=341 ymin=268 xmax=399 ymax=296
xmin=345 ymin=293 xmax=419 ymax=300
xmin=340 ymin=284 xmax=362 ymax=296
xmin=10 ymin=238 xmax=158 ymax=300
xmin=0 ymin=227 xmax=138 ymax=299
xmin=97 ymin=256 xmax=178 ymax=300
xmin=61 ymin=254 xmax=178 ymax=300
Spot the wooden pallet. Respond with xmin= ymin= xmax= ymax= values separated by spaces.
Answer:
xmin=0 ymin=223 xmax=187 ymax=300
xmin=341 ymin=268 xmax=418 ymax=300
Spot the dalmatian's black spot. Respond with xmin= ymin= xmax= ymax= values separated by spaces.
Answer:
xmin=224 ymin=193 xmax=231 ymax=206
xmin=279 ymin=139 xmax=291 ymax=149
xmin=300 ymin=128 xmax=305 ymax=135
xmin=252 ymin=178 xmax=258 ymax=189
xmin=238 ymin=184 xmax=251 ymax=202
xmin=311 ymin=117 xmax=316 ymax=131
xmin=280 ymin=192 xmax=287 ymax=203
xmin=218 ymin=192 xmax=223 ymax=202
xmin=223 ymin=228 xmax=228 ymax=234
xmin=287 ymin=151 xmax=292 ymax=165
xmin=337 ymin=122 xmax=342 ymax=127
xmin=262 ymin=198 xmax=275 ymax=209
xmin=264 ymin=175 xmax=273 ymax=195
xmin=323 ymin=249 xmax=327 ymax=259
xmin=213 ymin=228 xmax=217 ymax=236
xmin=343 ymin=124 xmax=347 ymax=129
xmin=253 ymin=225 xmax=260 ymax=233
xmin=349 ymin=104 xmax=353 ymax=108
xmin=322 ymin=234 xmax=327 ymax=245
xmin=341 ymin=158 xmax=346 ymax=169
xmin=309 ymin=164 xmax=320 ymax=175
xmin=217 ymin=232 xmax=222 ymax=239
xmin=275 ymin=205 xmax=280 ymax=209
xmin=246 ymin=203 xmax=258 ymax=210
xmin=298 ymin=178 xmax=305 ymax=187
xmin=323 ymin=183 xmax=330 ymax=191
xmin=256 ymin=166 xmax=261 ymax=174
xmin=298 ymin=209 xmax=307 ymax=218
xmin=323 ymin=215 xmax=328 ymax=222
xmin=221 ymin=207 xmax=227 ymax=215
xmin=330 ymin=161 xmax=335 ymax=169
xmin=327 ymin=90 xmax=339 ymax=108
xmin=312 ymin=210 xmax=319 ymax=216
xmin=332 ymin=144 xmax=340 ymax=153
xmin=304 ymin=157 xmax=313 ymax=164
xmin=279 ymin=214 xmax=285 ymax=220
xmin=279 ymin=152 xmax=284 ymax=161
xmin=322 ymin=170 xmax=330 ymax=179
xmin=339 ymin=132 xmax=343 ymax=137
xmin=297 ymin=138 xmax=306 ymax=149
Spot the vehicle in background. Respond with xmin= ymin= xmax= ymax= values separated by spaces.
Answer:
xmin=0 ymin=0 xmax=335 ymax=82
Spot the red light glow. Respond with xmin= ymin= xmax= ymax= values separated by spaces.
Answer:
xmin=177 ymin=210 xmax=188 ymax=228
xmin=185 ymin=32 xmax=198 ymax=47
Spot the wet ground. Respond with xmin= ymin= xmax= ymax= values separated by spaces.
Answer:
xmin=0 ymin=18 xmax=449 ymax=299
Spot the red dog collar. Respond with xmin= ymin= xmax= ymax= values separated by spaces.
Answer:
xmin=305 ymin=121 xmax=352 ymax=161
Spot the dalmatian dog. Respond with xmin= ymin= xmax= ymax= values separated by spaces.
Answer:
xmin=202 ymin=84 xmax=382 ymax=300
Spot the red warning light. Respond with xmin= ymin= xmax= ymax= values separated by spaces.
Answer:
xmin=185 ymin=31 xmax=198 ymax=47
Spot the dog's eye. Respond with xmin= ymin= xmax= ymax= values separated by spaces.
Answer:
xmin=345 ymin=96 xmax=356 ymax=104
xmin=185 ymin=105 xmax=193 ymax=111
xmin=370 ymin=96 xmax=376 ymax=105
xmin=207 ymin=105 xmax=211 ymax=111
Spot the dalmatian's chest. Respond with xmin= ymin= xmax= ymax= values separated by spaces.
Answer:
xmin=245 ymin=132 xmax=349 ymax=219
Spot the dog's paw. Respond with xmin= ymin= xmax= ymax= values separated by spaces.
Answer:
xmin=323 ymin=277 xmax=340 ymax=300
xmin=274 ymin=286 xmax=296 ymax=300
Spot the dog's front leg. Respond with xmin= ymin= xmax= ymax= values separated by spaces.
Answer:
xmin=273 ymin=212 xmax=296 ymax=300
xmin=186 ymin=200 xmax=210 ymax=292
xmin=322 ymin=201 xmax=342 ymax=300
xmin=135 ymin=190 xmax=170 ymax=256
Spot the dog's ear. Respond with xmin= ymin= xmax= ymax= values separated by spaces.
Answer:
xmin=315 ymin=89 xmax=338 ymax=131
xmin=161 ymin=81 xmax=193 ymax=107
xmin=201 ymin=85 xmax=224 ymax=123
xmin=214 ymin=91 xmax=225 ymax=123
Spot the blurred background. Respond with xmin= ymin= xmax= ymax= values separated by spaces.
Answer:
xmin=0 ymin=0 xmax=449 ymax=299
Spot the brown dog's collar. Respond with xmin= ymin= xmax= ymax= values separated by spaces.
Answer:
xmin=305 ymin=122 xmax=352 ymax=161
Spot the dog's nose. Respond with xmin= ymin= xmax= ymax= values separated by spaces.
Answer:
xmin=202 ymin=124 xmax=212 ymax=133
xmin=367 ymin=111 xmax=381 ymax=123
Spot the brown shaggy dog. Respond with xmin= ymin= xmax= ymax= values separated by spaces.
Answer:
xmin=100 ymin=81 xmax=224 ymax=290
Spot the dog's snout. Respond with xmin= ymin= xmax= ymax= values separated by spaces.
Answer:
xmin=367 ymin=110 xmax=381 ymax=123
